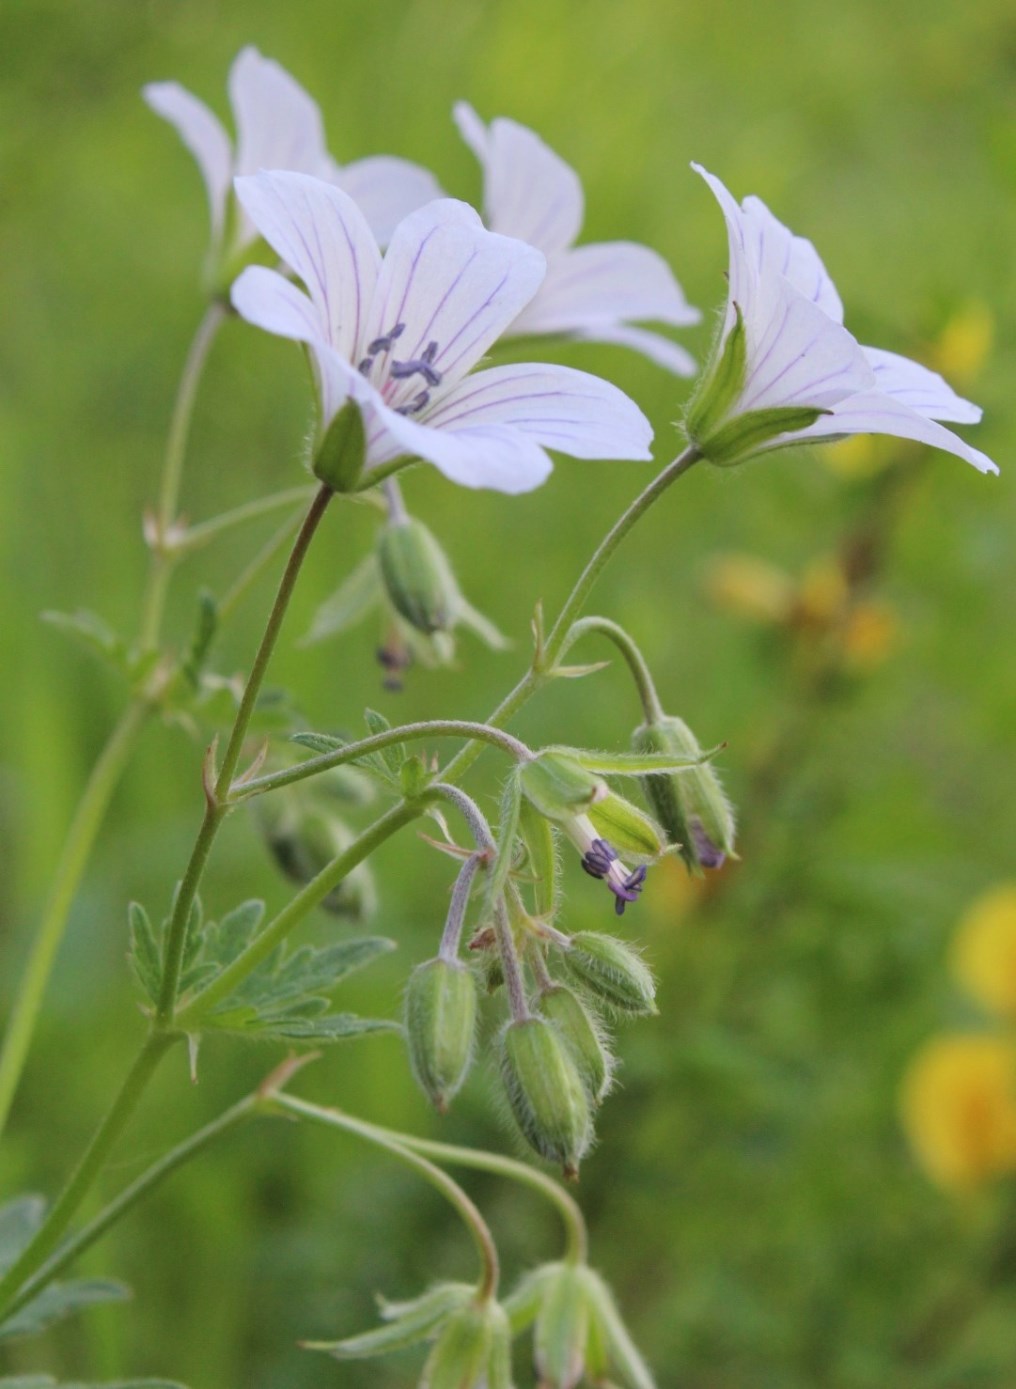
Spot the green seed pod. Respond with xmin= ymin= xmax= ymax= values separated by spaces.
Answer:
xmin=560 ymin=932 xmax=657 ymax=1018
xmin=377 ymin=516 xmax=459 ymax=636
xmin=404 ymin=958 xmax=478 ymax=1113
xmin=420 ymin=1298 xmax=511 ymax=1389
xmin=538 ymin=984 xmax=614 ymax=1104
xmin=500 ymin=1017 xmax=593 ymax=1178
xmin=534 ymin=1262 xmax=590 ymax=1389
xmin=633 ymin=714 xmax=736 ymax=873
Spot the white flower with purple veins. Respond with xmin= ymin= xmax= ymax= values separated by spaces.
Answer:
xmin=454 ymin=102 xmax=701 ymax=375
xmin=143 ymin=46 xmax=441 ymax=257
xmin=229 ymin=170 xmax=654 ymax=494
xmin=686 ymin=165 xmax=998 ymax=475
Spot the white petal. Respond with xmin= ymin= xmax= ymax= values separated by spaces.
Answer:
xmin=738 ymin=273 xmax=874 ymax=413
xmin=364 ymin=199 xmax=545 ymax=404
xmin=234 ymin=171 xmax=381 ymax=360
xmin=511 ymin=242 xmax=701 ymax=334
xmin=802 ymin=390 xmax=998 ymax=474
xmin=228 ymin=46 xmax=329 ymax=180
xmin=862 ymin=346 xmax=982 ymax=423
xmin=692 ymin=164 xmax=757 ymax=333
xmin=455 ymin=106 xmax=583 ymax=257
xmin=334 ymin=155 xmax=444 ymax=247
xmin=741 ymin=195 xmax=844 ymax=323
xmin=143 ymin=82 xmax=232 ymax=240
xmin=423 ymin=363 xmax=654 ymax=459
xmin=567 ymin=322 xmax=698 ymax=376
xmin=367 ymin=401 xmax=554 ymax=493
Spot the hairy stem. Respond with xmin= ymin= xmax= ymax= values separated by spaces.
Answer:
xmin=559 ymin=616 xmax=664 ymax=722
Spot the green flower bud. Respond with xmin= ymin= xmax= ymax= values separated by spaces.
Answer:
xmin=632 ymin=715 xmax=736 ymax=873
xmin=560 ymin=932 xmax=657 ymax=1018
xmin=500 ymin=1017 xmax=593 ymax=1178
xmin=421 ymin=1297 xmax=512 ymax=1389
xmin=378 ymin=516 xmax=458 ymax=636
xmin=534 ymin=1263 xmax=590 ymax=1389
xmin=404 ymin=958 xmax=478 ymax=1113
xmin=518 ymin=752 xmax=605 ymax=823
xmin=258 ymin=799 xmax=376 ymax=920
xmin=538 ymin=984 xmax=614 ymax=1104
xmin=312 ymin=399 xmax=367 ymax=491
xmin=588 ymin=790 xmax=665 ymax=861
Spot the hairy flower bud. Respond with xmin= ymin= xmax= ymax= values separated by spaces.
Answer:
xmin=500 ymin=1017 xmax=593 ymax=1178
xmin=404 ymin=958 xmax=478 ymax=1113
xmin=538 ymin=984 xmax=614 ymax=1104
xmin=533 ymin=1262 xmax=590 ymax=1389
xmin=632 ymin=714 xmax=735 ymax=873
xmin=421 ymin=1297 xmax=513 ymax=1389
xmin=377 ymin=516 xmax=459 ymax=636
xmin=560 ymin=932 xmax=657 ymax=1018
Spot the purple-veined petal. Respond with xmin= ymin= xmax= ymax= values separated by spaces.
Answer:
xmin=143 ymin=82 xmax=233 ymax=241
xmin=454 ymin=103 xmax=583 ymax=257
xmin=334 ymin=155 xmax=443 ymax=247
xmin=862 ymin=346 xmax=982 ymax=423
xmin=234 ymin=171 xmax=381 ymax=360
xmin=422 ymin=362 xmax=654 ymax=459
xmin=511 ymin=241 xmax=701 ymax=333
xmin=229 ymin=47 xmax=329 ymax=181
xmin=363 ymin=198 xmax=546 ymax=408
xmin=738 ymin=272 xmax=874 ymax=413
xmin=567 ymin=322 xmax=698 ymax=376
xmin=741 ymin=195 xmax=844 ymax=323
xmin=798 ymin=390 xmax=999 ymax=474
xmin=693 ymin=163 xmax=757 ymax=335
xmin=366 ymin=402 xmax=555 ymax=493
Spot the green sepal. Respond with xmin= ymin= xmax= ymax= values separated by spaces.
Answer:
xmin=503 ymin=1265 xmax=556 ymax=1332
xmin=404 ymin=958 xmax=478 ymax=1113
xmin=534 ymin=1262 xmax=590 ymax=1389
xmin=538 ymin=984 xmax=614 ymax=1104
xmin=518 ymin=754 xmax=604 ymax=823
xmin=518 ymin=796 xmax=560 ymax=919
xmin=560 ymin=933 xmax=657 ymax=1018
xmin=587 ymin=792 xmax=664 ymax=862
xmin=685 ymin=302 xmax=747 ymax=442
xmin=699 ymin=405 xmax=830 ymax=467
xmin=580 ymin=1266 xmax=657 ymax=1389
xmin=312 ymin=399 xmax=366 ymax=491
xmin=307 ymin=1282 xmax=473 ymax=1359
xmin=420 ymin=1299 xmax=510 ymax=1389
xmin=548 ymin=745 xmax=716 ymax=777
xmin=500 ymin=1017 xmax=593 ymax=1177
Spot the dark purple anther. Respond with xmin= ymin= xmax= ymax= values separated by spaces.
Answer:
xmin=395 ymin=389 xmax=431 ymax=418
xmin=690 ymin=819 xmax=726 ymax=870
xmin=611 ymin=864 xmax=647 ymax=916
xmin=391 ymin=340 xmax=443 ymax=387
xmin=581 ymin=838 xmax=617 ymax=880
xmin=367 ymin=323 xmax=405 ymax=355
xmin=358 ymin=357 xmax=374 ymax=376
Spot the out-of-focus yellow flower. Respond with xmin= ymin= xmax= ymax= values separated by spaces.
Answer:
xmin=821 ymin=433 xmax=896 ymax=480
xmin=796 ymin=557 xmax=848 ymax=626
xmin=901 ymin=1034 xmax=1016 ymax=1191
xmin=841 ymin=600 xmax=900 ymax=673
xmin=950 ymin=884 xmax=1016 ymax=1020
xmin=928 ymin=302 xmax=994 ymax=390
xmin=703 ymin=553 xmax=795 ymax=625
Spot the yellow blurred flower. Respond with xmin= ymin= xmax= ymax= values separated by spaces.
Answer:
xmin=901 ymin=1035 xmax=1016 ymax=1191
xmin=928 ymin=302 xmax=994 ymax=390
xmin=796 ymin=557 xmax=848 ymax=626
xmin=841 ymin=600 xmax=900 ymax=673
xmin=702 ymin=553 xmax=795 ymax=625
xmin=950 ymin=884 xmax=1016 ymax=1020
xmin=821 ymin=433 xmax=896 ymax=480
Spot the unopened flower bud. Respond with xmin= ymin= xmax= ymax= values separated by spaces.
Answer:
xmin=377 ymin=516 xmax=458 ymax=637
xmin=519 ymin=752 xmax=605 ymax=822
xmin=632 ymin=715 xmax=736 ymax=873
xmin=404 ymin=958 xmax=478 ymax=1113
xmin=538 ymin=984 xmax=614 ymax=1104
xmin=587 ymin=790 xmax=665 ymax=861
xmin=259 ymin=799 xmax=376 ymax=920
xmin=421 ymin=1297 xmax=512 ymax=1389
xmin=500 ymin=1017 xmax=593 ymax=1178
xmin=560 ymin=932 xmax=657 ymax=1018
xmin=533 ymin=1262 xmax=590 ymax=1389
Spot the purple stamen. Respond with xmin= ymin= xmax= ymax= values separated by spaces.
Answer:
xmin=395 ymin=389 xmax=431 ymax=418
xmin=391 ymin=340 xmax=443 ymax=388
xmin=610 ymin=864 xmax=647 ymax=916
xmin=367 ymin=323 xmax=405 ymax=355
xmin=581 ymin=838 xmax=617 ymax=879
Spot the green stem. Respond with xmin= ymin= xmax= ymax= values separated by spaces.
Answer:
xmin=231 ymin=720 xmax=531 ymax=802
xmin=559 ymin=616 xmax=664 ymax=722
xmin=0 ymin=1031 xmax=180 ymax=1317
xmin=175 ymin=799 xmax=421 ymax=1027
xmin=217 ymin=509 xmax=306 ymax=622
xmin=179 ymin=485 xmax=317 ymax=553
xmin=1 ymin=1089 xmax=256 ymax=1323
xmin=156 ymin=484 xmax=334 ymax=1024
xmin=271 ymin=1093 xmax=500 ymax=1300
xmin=139 ymin=301 xmax=228 ymax=653
xmin=0 ymin=698 xmax=150 ymax=1140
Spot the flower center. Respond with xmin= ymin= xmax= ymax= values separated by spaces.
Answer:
xmin=580 ymin=837 xmax=648 ymax=916
xmin=358 ymin=322 xmax=445 ymax=417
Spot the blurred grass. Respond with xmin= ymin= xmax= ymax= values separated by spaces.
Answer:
xmin=1 ymin=0 xmax=1015 ymax=1384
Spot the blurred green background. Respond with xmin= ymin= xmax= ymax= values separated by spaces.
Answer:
xmin=2 ymin=0 xmax=1015 ymax=1384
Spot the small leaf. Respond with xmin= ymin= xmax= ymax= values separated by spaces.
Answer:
xmin=302 ymin=554 xmax=381 ymax=646
xmin=545 ymin=744 xmax=718 ymax=776
xmin=0 ymin=1196 xmax=45 ymax=1273
xmin=364 ymin=709 xmax=404 ymax=775
xmin=229 ymin=1014 xmax=399 ymax=1044
xmin=203 ymin=900 xmax=265 ymax=967
xmin=549 ymin=660 xmax=612 ymax=680
xmin=0 ymin=1279 xmax=129 ymax=1343
xmin=399 ymin=754 xmax=432 ymax=799
xmin=127 ymin=903 xmax=161 ymax=1002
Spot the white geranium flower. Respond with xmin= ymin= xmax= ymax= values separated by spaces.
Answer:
xmin=685 ymin=165 xmax=998 ymax=474
xmin=144 ymin=46 xmax=441 ymax=256
xmin=454 ymin=103 xmax=700 ymax=375
xmin=230 ymin=171 xmax=654 ymax=494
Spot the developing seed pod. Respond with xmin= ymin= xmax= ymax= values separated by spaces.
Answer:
xmin=404 ymin=958 xmax=478 ymax=1113
xmin=632 ymin=713 xmax=736 ymax=873
xmin=560 ymin=932 xmax=657 ymax=1018
xmin=377 ymin=516 xmax=458 ymax=636
xmin=538 ymin=984 xmax=614 ymax=1104
xmin=500 ymin=1017 xmax=593 ymax=1178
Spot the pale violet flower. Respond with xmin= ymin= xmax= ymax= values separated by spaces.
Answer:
xmin=685 ymin=165 xmax=998 ymax=475
xmin=144 ymin=46 xmax=441 ymax=258
xmin=454 ymin=102 xmax=700 ymax=375
xmin=230 ymin=171 xmax=654 ymax=494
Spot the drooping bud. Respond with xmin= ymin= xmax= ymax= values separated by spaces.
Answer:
xmin=632 ymin=714 xmax=736 ymax=873
xmin=377 ymin=516 xmax=460 ymax=637
xmin=518 ymin=752 xmax=605 ymax=822
xmin=257 ymin=797 xmax=376 ymax=920
xmin=312 ymin=399 xmax=367 ymax=491
xmin=533 ymin=1262 xmax=591 ymax=1389
xmin=499 ymin=1017 xmax=593 ymax=1178
xmin=421 ymin=1297 xmax=513 ymax=1389
xmin=404 ymin=958 xmax=478 ymax=1113
xmin=538 ymin=984 xmax=614 ymax=1104
xmin=560 ymin=932 xmax=657 ymax=1018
